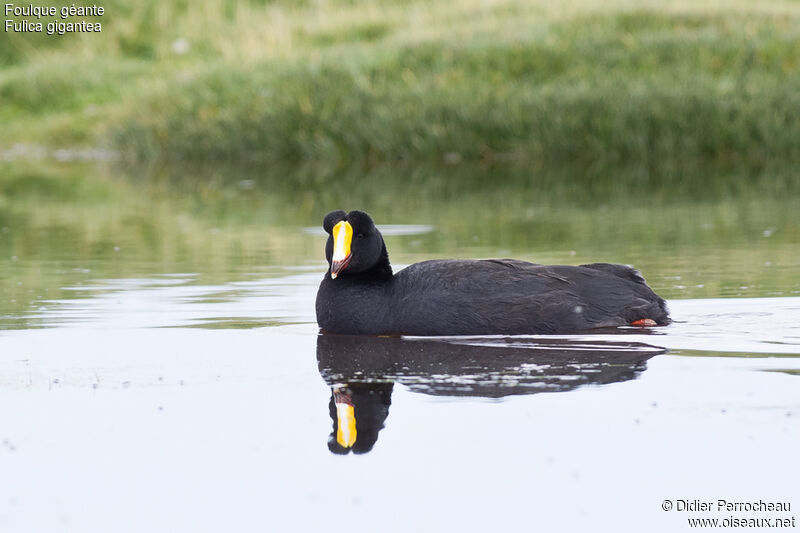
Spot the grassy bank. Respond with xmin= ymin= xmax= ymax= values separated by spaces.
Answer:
xmin=3 ymin=1 xmax=800 ymax=165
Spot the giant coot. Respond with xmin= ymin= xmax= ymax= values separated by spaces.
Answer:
xmin=315 ymin=210 xmax=670 ymax=335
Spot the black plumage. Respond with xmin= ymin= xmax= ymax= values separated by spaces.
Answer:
xmin=315 ymin=210 xmax=670 ymax=335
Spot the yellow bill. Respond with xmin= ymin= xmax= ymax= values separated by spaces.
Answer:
xmin=330 ymin=220 xmax=353 ymax=279
xmin=336 ymin=402 xmax=357 ymax=448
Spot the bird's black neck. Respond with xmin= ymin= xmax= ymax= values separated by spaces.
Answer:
xmin=330 ymin=242 xmax=393 ymax=283
xmin=360 ymin=242 xmax=393 ymax=282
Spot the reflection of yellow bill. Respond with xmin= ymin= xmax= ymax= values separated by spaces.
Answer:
xmin=336 ymin=402 xmax=357 ymax=448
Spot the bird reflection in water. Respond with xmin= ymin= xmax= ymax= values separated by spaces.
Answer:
xmin=318 ymin=333 xmax=666 ymax=455
xmin=328 ymin=383 xmax=393 ymax=454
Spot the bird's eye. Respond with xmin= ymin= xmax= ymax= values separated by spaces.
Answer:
xmin=356 ymin=233 xmax=365 ymax=239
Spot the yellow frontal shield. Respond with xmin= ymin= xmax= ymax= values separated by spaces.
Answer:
xmin=330 ymin=220 xmax=353 ymax=279
xmin=336 ymin=402 xmax=357 ymax=448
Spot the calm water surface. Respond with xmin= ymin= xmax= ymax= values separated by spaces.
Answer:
xmin=0 ymin=162 xmax=799 ymax=531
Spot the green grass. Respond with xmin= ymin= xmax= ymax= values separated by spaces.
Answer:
xmin=3 ymin=0 xmax=800 ymax=165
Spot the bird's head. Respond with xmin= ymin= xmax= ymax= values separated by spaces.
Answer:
xmin=323 ymin=210 xmax=387 ymax=279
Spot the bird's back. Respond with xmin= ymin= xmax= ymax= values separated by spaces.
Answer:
xmin=388 ymin=259 xmax=669 ymax=335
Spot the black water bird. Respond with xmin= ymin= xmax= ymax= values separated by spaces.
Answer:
xmin=315 ymin=210 xmax=670 ymax=335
